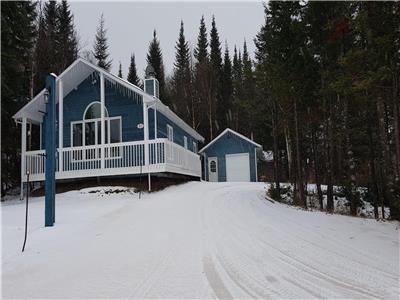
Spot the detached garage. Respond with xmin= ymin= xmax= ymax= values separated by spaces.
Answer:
xmin=199 ymin=128 xmax=262 ymax=182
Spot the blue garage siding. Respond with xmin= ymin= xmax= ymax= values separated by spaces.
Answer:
xmin=203 ymin=131 xmax=258 ymax=182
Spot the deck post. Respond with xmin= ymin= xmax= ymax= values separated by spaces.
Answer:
xmin=143 ymin=100 xmax=151 ymax=191
xmin=154 ymin=101 xmax=157 ymax=139
xmin=58 ymin=79 xmax=63 ymax=172
xmin=45 ymin=74 xmax=57 ymax=226
xmin=20 ymin=116 xmax=27 ymax=200
xmin=100 ymin=72 xmax=105 ymax=169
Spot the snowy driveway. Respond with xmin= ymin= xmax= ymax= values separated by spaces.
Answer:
xmin=2 ymin=182 xmax=399 ymax=299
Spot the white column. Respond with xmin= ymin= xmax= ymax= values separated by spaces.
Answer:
xmin=154 ymin=101 xmax=157 ymax=139
xmin=58 ymin=79 xmax=63 ymax=172
xmin=143 ymin=101 xmax=149 ymax=167
xmin=100 ymin=73 xmax=105 ymax=169
xmin=143 ymin=101 xmax=151 ymax=191
xmin=20 ymin=116 xmax=27 ymax=200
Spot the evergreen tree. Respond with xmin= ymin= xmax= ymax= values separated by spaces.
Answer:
xmin=118 ymin=61 xmax=123 ymax=78
xmin=241 ymin=40 xmax=256 ymax=134
xmin=146 ymin=30 xmax=167 ymax=103
xmin=193 ymin=16 xmax=211 ymax=139
xmin=1 ymin=0 xmax=37 ymax=195
xmin=194 ymin=15 xmax=208 ymax=64
xmin=33 ymin=0 xmax=58 ymax=94
xmin=93 ymin=13 xmax=112 ymax=71
xmin=56 ymin=0 xmax=78 ymax=72
xmin=127 ymin=53 xmax=140 ymax=86
xmin=232 ymin=46 xmax=243 ymax=131
xmin=209 ymin=15 xmax=223 ymax=135
xmin=221 ymin=43 xmax=233 ymax=129
xmin=171 ymin=21 xmax=192 ymax=122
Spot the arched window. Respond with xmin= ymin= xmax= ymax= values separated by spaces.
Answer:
xmin=71 ymin=101 xmax=121 ymax=150
xmin=83 ymin=102 xmax=109 ymax=120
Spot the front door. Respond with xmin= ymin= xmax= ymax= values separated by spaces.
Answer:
xmin=208 ymin=157 xmax=218 ymax=182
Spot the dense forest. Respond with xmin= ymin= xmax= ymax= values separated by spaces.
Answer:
xmin=1 ymin=1 xmax=399 ymax=219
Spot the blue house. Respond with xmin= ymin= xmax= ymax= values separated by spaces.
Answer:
xmin=199 ymin=128 xmax=261 ymax=182
xmin=13 ymin=58 xmax=204 ymax=190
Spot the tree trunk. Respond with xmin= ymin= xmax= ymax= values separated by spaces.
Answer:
xmin=326 ymin=97 xmax=334 ymax=213
xmin=367 ymin=114 xmax=380 ymax=219
xmin=272 ymin=100 xmax=281 ymax=197
xmin=294 ymin=98 xmax=306 ymax=208
xmin=312 ymin=128 xmax=323 ymax=210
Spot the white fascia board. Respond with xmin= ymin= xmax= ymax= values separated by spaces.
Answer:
xmin=199 ymin=128 xmax=262 ymax=153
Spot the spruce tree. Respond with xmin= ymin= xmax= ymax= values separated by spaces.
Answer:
xmin=127 ymin=53 xmax=140 ymax=86
xmin=194 ymin=15 xmax=208 ymax=64
xmin=232 ymin=45 xmax=243 ymax=131
xmin=93 ymin=13 xmax=112 ymax=71
xmin=34 ymin=0 xmax=58 ymax=93
xmin=1 ymin=0 xmax=37 ymax=195
xmin=172 ymin=21 xmax=192 ymax=121
xmin=146 ymin=30 xmax=167 ymax=103
xmin=193 ymin=16 xmax=212 ymax=139
xmin=118 ymin=62 xmax=123 ymax=78
xmin=209 ymin=15 xmax=223 ymax=134
xmin=221 ymin=43 xmax=233 ymax=129
xmin=56 ymin=0 xmax=78 ymax=73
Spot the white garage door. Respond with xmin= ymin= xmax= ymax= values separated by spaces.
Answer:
xmin=226 ymin=153 xmax=250 ymax=182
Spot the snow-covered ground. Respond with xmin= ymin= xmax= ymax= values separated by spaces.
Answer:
xmin=2 ymin=182 xmax=399 ymax=299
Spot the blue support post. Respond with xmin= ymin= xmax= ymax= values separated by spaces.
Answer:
xmin=45 ymin=74 xmax=57 ymax=227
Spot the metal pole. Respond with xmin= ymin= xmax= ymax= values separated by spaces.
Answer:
xmin=22 ymin=171 xmax=30 ymax=252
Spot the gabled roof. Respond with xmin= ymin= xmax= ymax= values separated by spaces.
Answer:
xmin=13 ymin=58 xmax=204 ymax=142
xmin=199 ymin=128 xmax=262 ymax=153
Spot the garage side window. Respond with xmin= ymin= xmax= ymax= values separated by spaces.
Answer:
xmin=210 ymin=161 xmax=217 ymax=172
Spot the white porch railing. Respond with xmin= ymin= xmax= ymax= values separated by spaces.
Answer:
xmin=23 ymin=138 xmax=201 ymax=182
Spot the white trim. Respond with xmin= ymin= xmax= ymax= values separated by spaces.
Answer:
xmin=184 ymin=136 xmax=188 ymax=149
xmin=82 ymin=101 xmax=109 ymax=120
xmin=58 ymin=79 xmax=64 ymax=171
xmin=255 ymin=148 xmax=258 ymax=182
xmin=199 ymin=128 xmax=262 ymax=153
xmin=71 ymin=116 xmax=122 ymax=146
xmin=193 ymin=141 xmax=198 ymax=153
xmin=167 ymin=124 xmax=174 ymax=142
xmin=100 ymin=73 xmax=105 ymax=169
xmin=39 ymin=122 xmax=42 ymax=150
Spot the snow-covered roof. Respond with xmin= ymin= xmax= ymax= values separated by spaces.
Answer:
xmin=199 ymin=128 xmax=261 ymax=153
xmin=12 ymin=58 xmax=204 ymax=142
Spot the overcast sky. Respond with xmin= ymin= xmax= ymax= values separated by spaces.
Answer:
xmin=69 ymin=1 xmax=265 ymax=79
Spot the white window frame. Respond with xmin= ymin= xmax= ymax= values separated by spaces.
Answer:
xmin=183 ymin=136 xmax=188 ymax=149
xmin=70 ymin=116 xmax=122 ymax=161
xmin=193 ymin=141 xmax=197 ymax=153
xmin=167 ymin=124 xmax=174 ymax=142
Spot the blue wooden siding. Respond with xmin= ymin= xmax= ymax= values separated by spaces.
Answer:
xmin=41 ymin=73 xmax=200 ymax=152
xmin=148 ymin=108 xmax=198 ymax=152
xmin=203 ymin=131 xmax=257 ymax=182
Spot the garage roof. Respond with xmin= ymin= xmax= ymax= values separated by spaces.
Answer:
xmin=199 ymin=128 xmax=261 ymax=153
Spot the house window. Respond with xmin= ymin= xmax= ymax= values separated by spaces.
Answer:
xmin=184 ymin=136 xmax=188 ymax=149
xmin=193 ymin=141 xmax=197 ymax=153
xmin=71 ymin=102 xmax=122 ymax=158
xmin=210 ymin=161 xmax=217 ymax=172
xmin=167 ymin=124 xmax=173 ymax=142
